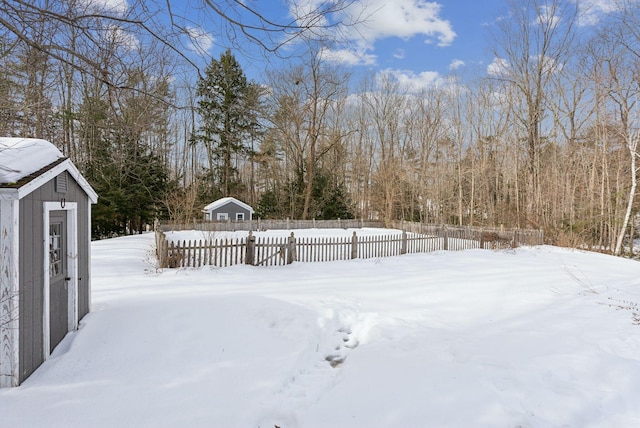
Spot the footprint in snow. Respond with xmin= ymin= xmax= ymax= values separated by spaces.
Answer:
xmin=324 ymin=327 xmax=359 ymax=368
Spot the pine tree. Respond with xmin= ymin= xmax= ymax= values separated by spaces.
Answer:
xmin=194 ymin=49 xmax=261 ymax=199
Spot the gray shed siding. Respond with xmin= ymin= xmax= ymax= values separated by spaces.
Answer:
xmin=18 ymin=171 xmax=90 ymax=383
xmin=210 ymin=202 xmax=251 ymax=220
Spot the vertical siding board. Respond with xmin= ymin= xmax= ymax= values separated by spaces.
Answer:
xmin=19 ymin=186 xmax=44 ymax=382
xmin=18 ymin=197 xmax=32 ymax=382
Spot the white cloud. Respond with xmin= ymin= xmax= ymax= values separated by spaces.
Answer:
xmin=574 ymin=0 xmax=621 ymax=26
xmin=449 ymin=59 xmax=465 ymax=70
xmin=486 ymin=55 xmax=561 ymax=77
xmin=319 ymin=47 xmax=377 ymax=66
xmin=104 ymin=25 xmax=139 ymax=51
xmin=393 ymin=48 xmax=406 ymax=60
xmin=538 ymin=54 xmax=562 ymax=74
xmin=487 ymin=57 xmax=509 ymax=77
xmin=380 ymin=68 xmax=442 ymax=91
xmin=79 ymin=0 xmax=128 ymax=15
xmin=349 ymin=0 xmax=456 ymax=46
xmin=536 ymin=5 xmax=561 ymax=27
xmin=185 ymin=26 xmax=215 ymax=54
xmin=290 ymin=0 xmax=456 ymax=67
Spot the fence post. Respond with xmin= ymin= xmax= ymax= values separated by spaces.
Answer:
xmin=443 ymin=225 xmax=449 ymax=251
xmin=161 ymin=238 xmax=168 ymax=268
xmin=286 ymin=232 xmax=296 ymax=264
xmin=351 ymin=231 xmax=358 ymax=259
xmin=401 ymin=230 xmax=407 ymax=254
xmin=245 ymin=231 xmax=255 ymax=265
xmin=168 ymin=241 xmax=175 ymax=268
xmin=155 ymin=227 xmax=169 ymax=268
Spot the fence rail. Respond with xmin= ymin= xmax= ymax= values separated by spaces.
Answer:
xmin=154 ymin=221 xmax=544 ymax=269
xmin=159 ymin=218 xmax=383 ymax=232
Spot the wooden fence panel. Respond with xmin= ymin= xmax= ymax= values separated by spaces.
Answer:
xmin=155 ymin=222 xmax=545 ymax=269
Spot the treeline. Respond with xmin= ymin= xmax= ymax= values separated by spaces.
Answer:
xmin=0 ymin=0 xmax=639 ymax=255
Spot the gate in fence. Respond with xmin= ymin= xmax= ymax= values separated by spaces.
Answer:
xmin=246 ymin=232 xmax=296 ymax=266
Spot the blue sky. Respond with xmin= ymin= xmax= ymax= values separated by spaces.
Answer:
xmin=98 ymin=0 xmax=627 ymax=87
xmin=361 ymin=0 xmax=501 ymax=81
xmin=196 ymin=0 xmax=623 ymax=88
xmin=174 ymin=0 xmax=506 ymax=86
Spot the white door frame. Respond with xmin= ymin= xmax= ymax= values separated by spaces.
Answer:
xmin=43 ymin=202 xmax=78 ymax=360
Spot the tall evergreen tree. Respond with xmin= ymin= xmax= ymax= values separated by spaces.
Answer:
xmin=194 ymin=49 xmax=261 ymax=199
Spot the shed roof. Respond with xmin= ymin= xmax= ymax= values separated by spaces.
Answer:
xmin=0 ymin=138 xmax=64 ymax=183
xmin=203 ymin=197 xmax=254 ymax=213
xmin=0 ymin=138 xmax=97 ymax=203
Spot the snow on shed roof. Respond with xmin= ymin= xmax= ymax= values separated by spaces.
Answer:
xmin=0 ymin=138 xmax=64 ymax=184
xmin=203 ymin=197 xmax=254 ymax=213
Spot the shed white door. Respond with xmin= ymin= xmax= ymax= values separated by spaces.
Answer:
xmin=49 ymin=211 xmax=69 ymax=353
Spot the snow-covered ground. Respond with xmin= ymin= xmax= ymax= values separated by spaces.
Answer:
xmin=2 ymin=231 xmax=640 ymax=427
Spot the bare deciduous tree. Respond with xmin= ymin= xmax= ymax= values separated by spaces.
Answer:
xmin=490 ymin=0 xmax=579 ymax=225
xmin=0 ymin=0 xmax=358 ymax=85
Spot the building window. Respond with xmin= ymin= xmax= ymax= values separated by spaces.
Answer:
xmin=217 ymin=213 xmax=228 ymax=221
xmin=49 ymin=223 xmax=63 ymax=277
xmin=236 ymin=213 xmax=244 ymax=221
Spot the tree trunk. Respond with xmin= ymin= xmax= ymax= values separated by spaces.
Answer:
xmin=615 ymin=133 xmax=638 ymax=255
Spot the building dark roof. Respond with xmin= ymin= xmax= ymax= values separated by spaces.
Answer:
xmin=0 ymin=157 xmax=67 ymax=188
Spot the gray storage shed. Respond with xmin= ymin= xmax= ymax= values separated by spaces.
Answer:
xmin=203 ymin=197 xmax=254 ymax=221
xmin=0 ymin=138 xmax=98 ymax=387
